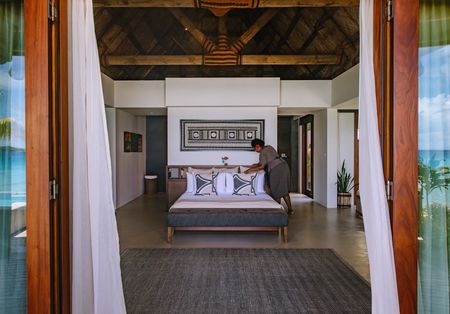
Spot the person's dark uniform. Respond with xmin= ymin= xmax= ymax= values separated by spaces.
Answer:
xmin=259 ymin=145 xmax=291 ymax=200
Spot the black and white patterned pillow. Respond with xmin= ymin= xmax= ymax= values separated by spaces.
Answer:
xmin=232 ymin=173 xmax=257 ymax=195
xmin=194 ymin=173 xmax=217 ymax=195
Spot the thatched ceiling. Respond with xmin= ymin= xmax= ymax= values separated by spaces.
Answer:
xmin=94 ymin=2 xmax=359 ymax=80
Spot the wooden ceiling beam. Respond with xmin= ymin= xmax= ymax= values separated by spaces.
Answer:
xmin=169 ymin=8 xmax=215 ymax=52
xmin=93 ymin=0 xmax=359 ymax=8
xmin=106 ymin=54 xmax=340 ymax=65
xmin=242 ymin=54 xmax=339 ymax=65
xmin=233 ymin=9 xmax=279 ymax=51
xmin=296 ymin=9 xmax=334 ymax=53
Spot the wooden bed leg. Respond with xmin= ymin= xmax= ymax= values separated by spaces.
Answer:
xmin=283 ymin=227 xmax=288 ymax=243
xmin=278 ymin=227 xmax=282 ymax=237
xmin=167 ymin=227 xmax=174 ymax=243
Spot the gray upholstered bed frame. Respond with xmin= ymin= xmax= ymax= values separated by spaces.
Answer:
xmin=167 ymin=207 xmax=288 ymax=243
xmin=166 ymin=165 xmax=289 ymax=243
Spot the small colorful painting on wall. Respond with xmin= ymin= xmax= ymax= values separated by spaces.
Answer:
xmin=124 ymin=132 xmax=142 ymax=152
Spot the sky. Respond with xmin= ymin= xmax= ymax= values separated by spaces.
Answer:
xmin=418 ymin=45 xmax=450 ymax=151
xmin=0 ymin=56 xmax=25 ymax=149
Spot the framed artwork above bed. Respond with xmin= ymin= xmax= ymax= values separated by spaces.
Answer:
xmin=180 ymin=119 xmax=264 ymax=151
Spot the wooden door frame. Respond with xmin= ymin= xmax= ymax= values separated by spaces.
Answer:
xmin=392 ymin=0 xmax=419 ymax=312
xmin=374 ymin=0 xmax=419 ymax=313
xmin=299 ymin=115 xmax=314 ymax=199
xmin=25 ymin=0 xmax=70 ymax=313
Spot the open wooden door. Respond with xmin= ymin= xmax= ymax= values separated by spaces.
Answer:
xmin=391 ymin=0 xmax=419 ymax=311
xmin=374 ymin=0 xmax=419 ymax=312
xmin=25 ymin=0 xmax=69 ymax=312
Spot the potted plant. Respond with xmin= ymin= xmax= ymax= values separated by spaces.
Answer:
xmin=337 ymin=160 xmax=354 ymax=208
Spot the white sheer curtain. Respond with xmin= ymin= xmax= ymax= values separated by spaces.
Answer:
xmin=70 ymin=0 xmax=126 ymax=313
xmin=359 ymin=1 xmax=400 ymax=313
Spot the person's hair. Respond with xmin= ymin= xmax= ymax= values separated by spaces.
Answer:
xmin=251 ymin=139 xmax=265 ymax=148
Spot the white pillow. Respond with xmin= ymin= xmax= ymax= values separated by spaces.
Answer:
xmin=238 ymin=167 xmax=265 ymax=194
xmin=213 ymin=167 xmax=239 ymax=174
xmin=215 ymin=172 xmax=228 ymax=195
xmin=186 ymin=172 xmax=194 ymax=193
xmin=232 ymin=173 xmax=257 ymax=195
xmin=255 ymin=171 xmax=266 ymax=194
xmin=194 ymin=173 xmax=217 ymax=195
xmin=217 ymin=172 xmax=235 ymax=195
xmin=188 ymin=167 xmax=213 ymax=174
xmin=224 ymin=173 xmax=234 ymax=194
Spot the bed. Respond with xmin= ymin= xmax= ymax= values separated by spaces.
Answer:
xmin=167 ymin=192 xmax=289 ymax=243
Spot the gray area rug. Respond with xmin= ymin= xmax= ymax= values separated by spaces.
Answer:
xmin=121 ymin=248 xmax=371 ymax=314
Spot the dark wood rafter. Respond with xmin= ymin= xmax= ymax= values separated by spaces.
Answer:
xmin=170 ymin=8 xmax=216 ymax=52
xmin=139 ymin=11 xmax=182 ymax=79
xmin=328 ymin=15 xmax=356 ymax=50
xmin=139 ymin=17 xmax=183 ymax=79
xmin=95 ymin=6 xmax=359 ymax=79
xmin=232 ymin=9 xmax=279 ymax=52
xmin=277 ymin=9 xmax=303 ymax=51
xmin=93 ymin=0 xmax=359 ymax=8
xmin=106 ymin=54 xmax=340 ymax=65
xmin=296 ymin=9 xmax=334 ymax=54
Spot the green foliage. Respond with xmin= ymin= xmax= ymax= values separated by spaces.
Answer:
xmin=0 ymin=118 xmax=12 ymax=140
xmin=337 ymin=160 xmax=354 ymax=193
xmin=418 ymin=158 xmax=450 ymax=209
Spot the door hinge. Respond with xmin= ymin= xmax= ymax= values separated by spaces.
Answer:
xmin=386 ymin=0 xmax=394 ymax=21
xmin=386 ymin=180 xmax=393 ymax=201
xmin=50 ymin=179 xmax=58 ymax=201
xmin=48 ymin=1 xmax=57 ymax=22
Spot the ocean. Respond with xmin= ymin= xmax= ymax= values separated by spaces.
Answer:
xmin=0 ymin=148 xmax=26 ymax=207
xmin=418 ymin=150 xmax=450 ymax=167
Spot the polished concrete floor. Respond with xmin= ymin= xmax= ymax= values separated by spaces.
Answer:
xmin=116 ymin=193 xmax=370 ymax=282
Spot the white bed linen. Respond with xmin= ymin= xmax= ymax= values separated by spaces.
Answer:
xmin=171 ymin=192 xmax=284 ymax=210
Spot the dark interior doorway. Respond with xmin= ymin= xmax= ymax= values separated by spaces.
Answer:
xmin=299 ymin=115 xmax=314 ymax=198
xmin=146 ymin=116 xmax=167 ymax=192
xmin=277 ymin=116 xmax=299 ymax=192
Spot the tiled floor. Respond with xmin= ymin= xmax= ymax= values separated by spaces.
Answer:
xmin=116 ymin=193 xmax=370 ymax=282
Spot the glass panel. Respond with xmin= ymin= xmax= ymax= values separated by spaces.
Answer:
xmin=0 ymin=1 xmax=26 ymax=313
xmin=306 ymin=122 xmax=312 ymax=192
xmin=418 ymin=1 xmax=450 ymax=313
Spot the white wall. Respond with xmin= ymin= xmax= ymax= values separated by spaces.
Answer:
xmin=326 ymin=109 xmax=338 ymax=208
xmin=114 ymin=81 xmax=165 ymax=108
xmin=338 ymin=112 xmax=355 ymax=200
xmin=332 ymin=64 xmax=359 ymax=106
xmin=166 ymin=78 xmax=280 ymax=107
xmin=99 ymin=70 xmax=360 ymax=208
xmin=313 ymin=109 xmax=339 ymax=208
xmin=115 ymin=109 xmax=146 ymax=208
xmin=167 ymin=107 xmax=277 ymax=165
xmin=313 ymin=110 xmax=327 ymax=207
xmin=101 ymin=73 xmax=115 ymax=106
xmin=102 ymin=74 xmax=363 ymax=110
xmin=105 ymin=108 xmax=117 ymax=207
xmin=281 ymin=80 xmax=332 ymax=107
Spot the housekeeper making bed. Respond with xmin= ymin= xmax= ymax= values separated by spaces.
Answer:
xmin=245 ymin=139 xmax=294 ymax=215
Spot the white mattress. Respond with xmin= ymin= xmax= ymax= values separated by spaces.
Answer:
xmin=171 ymin=192 xmax=284 ymax=210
